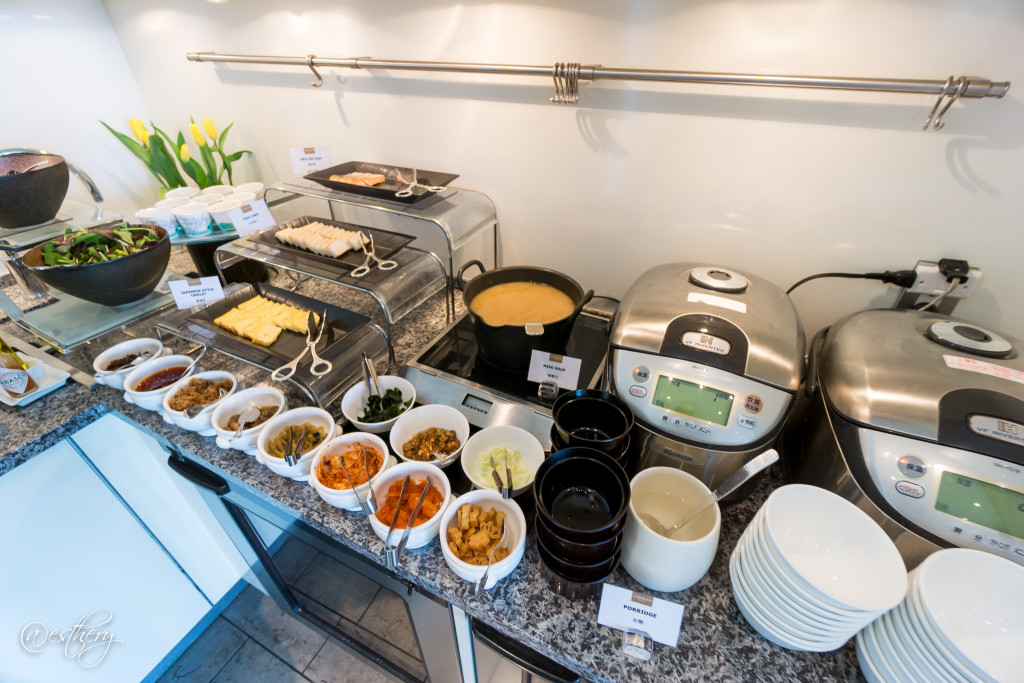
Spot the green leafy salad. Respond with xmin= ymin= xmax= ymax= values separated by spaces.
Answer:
xmin=39 ymin=223 xmax=161 ymax=267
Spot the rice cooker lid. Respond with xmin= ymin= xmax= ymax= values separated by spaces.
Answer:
xmin=610 ymin=263 xmax=805 ymax=391
xmin=819 ymin=308 xmax=1024 ymax=444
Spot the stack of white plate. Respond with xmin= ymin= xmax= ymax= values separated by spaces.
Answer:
xmin=857 ymin=548 xmax=1024 ymax=683
xmin=729 ymin=484 xmax=908 ymax=652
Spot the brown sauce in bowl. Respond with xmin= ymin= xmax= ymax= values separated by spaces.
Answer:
xmin=135 ymin=366 xmax=187 ymax=392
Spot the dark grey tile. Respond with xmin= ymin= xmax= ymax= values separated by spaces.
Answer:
xmin=273 ymin=536 xmax=319 ymax=583
xmin=292 ymin=552 xmax=381 ymax=622
xmin=293 ymin=587 xmax=344 ymax=628
xmin=331 ymin=616 xmax=426 ymax=681
xmin=357 ymin=588 xmax=421 ymax=660
xmin=213 ymin=639 xmax=310 ymax=683
xmin=158 ymin=617 xmax=246 ymax=683
xmin=222 ymin=585 xmax=327 ymax=672
xmin=304 ymin=637 xmax=407 ymax=683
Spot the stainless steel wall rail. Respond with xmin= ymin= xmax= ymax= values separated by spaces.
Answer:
xmin=186 ymin=51 xmax=1009 ymax=130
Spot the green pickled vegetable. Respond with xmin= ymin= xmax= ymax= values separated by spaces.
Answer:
xmin=359 ymin=387 xmax=412 ymax=423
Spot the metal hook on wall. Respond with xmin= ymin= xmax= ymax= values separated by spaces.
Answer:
xmin=307 ymin=54 xmax=323 ymax=88
xmin=932 ymin=76 xmax=968 ymax=130
xmin=550 ymin=62 xmax=582 ymax=105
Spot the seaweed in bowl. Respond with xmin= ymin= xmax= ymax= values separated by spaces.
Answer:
xmin=38 ymin=223 xmax=162 ymax=266
xmin=361 ymin=387 xmax=412 ymax=423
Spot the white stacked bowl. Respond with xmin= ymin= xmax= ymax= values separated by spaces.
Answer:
xmin=367 ymin=461 xmax=452 ymax=550
xmin=729 ymin=484 xmax=907 ymax=652
xmin=211 ymin=386 xmax=287 ymax=455
xmin=857 ymin=548 xmax=1023 ymax=683
xmin=256 ymin=407 xmax=336 ymax=481
xmin=309 ymin=432 xmax=395 ymax=511
xmin=92 ymin=337 xmax=164 ymax=391
xmin=439 ymin=489 xmax=527 ymax=590
xmin=161 ymin=370 xmax=237 ymax=435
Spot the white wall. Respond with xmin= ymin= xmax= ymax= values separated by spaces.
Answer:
xmin=0 ymin=1 xmax=158 ymax=210
xmin=21 ymin=1 xmax=1024 ymax=340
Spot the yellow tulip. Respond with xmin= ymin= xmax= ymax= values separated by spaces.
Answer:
xmin=179 ymin=143 xmax=190 ymax=163
xmin=202 ymin=118 xmax=218 ymax=141
xmin=141 ymin=129 xmax=150 ymax=149
xmin=189 ymin=123 xmax=206 ymax=147
xmin=129 ymin=117 xmax=147 ymax=144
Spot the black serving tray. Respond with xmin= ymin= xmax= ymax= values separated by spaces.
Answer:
xmin=247 ymin=216 xmax=415 ymax=272
xmin=304 ymin=161 xmax=458 ymax=204
xmin=187 ymin=283 xmax=370 ymax=363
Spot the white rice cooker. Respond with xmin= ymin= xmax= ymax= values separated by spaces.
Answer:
xmin=608 ymin=263 xmax=805 ymax=490
xmin=787 ymin=308 xmax=1024 ymax=569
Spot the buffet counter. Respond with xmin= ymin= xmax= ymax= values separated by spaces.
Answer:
xmin=0 ymin=274 xmax=862 ymax=683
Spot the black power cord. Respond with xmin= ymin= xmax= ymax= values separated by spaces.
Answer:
xmin=786 ymin=270 xmax=917 ymax=295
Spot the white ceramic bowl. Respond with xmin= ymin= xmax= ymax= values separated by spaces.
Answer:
xmin=209 ymin=199 xmax=241 ymax=227
xmin=93 ymin=337 xmax=164 ymax=391
xmin=173 ymin=202 xmax=212 ymax=236
xmin=135 ymin=207 xmax=178 ymax=231
xmin=762 ymin=484 xmax=907 ymax=612
xmin=161 ymin=370 xmax=237 ymax=435
xmin=211 ymin=386 xmax=287 ymax=454
xmin=460 ymin=425 xmax=545 ymax=496
xmin=309 ymin=433 xmax=394 ymax=510
xmin=621 ymin=467 xmax=721 ymax=593
xmin=233 ymin=181 xmax=264 ymax=196
xmin=154 ymin=197 xmax=189 ymax=209
xmin=165 ymin=187 xmax=200 ymax=200
xmin=256 ymin=407 xmax=336 ymax=481
xmin=439 ymin=490 xmax=527 ymax=590
xmin=916 ymin=548 xmax=1024 ymax=683
xmin=123 ymin=354 xmax=197 ymax=411
xmin=340 ymin=375 xmax=416 ymax=433
xmin=201 ymin=184 xmax=233 ymax=196
xmin=390 ymin=404 xmax=470 ymax=468
xmin=368 ymin=461 xmax=452 ymax=550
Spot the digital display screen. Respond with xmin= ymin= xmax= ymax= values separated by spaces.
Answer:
xmin=651 ymin=375 xmax=734 ymax=427
xmin=461 ymin=394 xmax=492 ymax=413
xmin=934 ymin=471 xmax=1024 ymax=539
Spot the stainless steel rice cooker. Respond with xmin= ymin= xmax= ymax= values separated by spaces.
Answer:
xmin=787 ymin=308 xmax=1024 ymax=569
xmin=608 ymin=263 xmax=805 ymax=490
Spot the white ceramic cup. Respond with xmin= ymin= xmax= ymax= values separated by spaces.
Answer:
xmin=192 ymin=194 xmax=224 ymax=206
xmin=154 ymin=197 xmax=189 ymax=209
xmin=225 ymin=192 xmax=256 ymax=203
xmin=173 ymin=202 xmax=213 ymax=236
xmin=620 ymin=466 xmax=721 ymax=593
xmin=209 ymin=199 xmax=242 ymax=227
xmin=165 ymin=187 xmax=200 ymax=200
xmin=233 ymin=181 xmax=264 ymax=197
xmin=135 ymin=207 xmax=178 ymax=232
xmin=201 ymin=184 xmax=233 ymax=196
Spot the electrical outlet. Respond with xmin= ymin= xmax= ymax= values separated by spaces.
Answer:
xmin=907 ymin=261 xmax=982 ymax=298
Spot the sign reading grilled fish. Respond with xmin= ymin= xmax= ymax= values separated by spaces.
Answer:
xmin=289 ymin=146 xmax=331 ymax=174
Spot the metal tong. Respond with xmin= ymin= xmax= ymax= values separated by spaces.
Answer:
xmin=271 ymin=310 xmax=333 ymax=380
xmin=383 ymin=475 xmax=433 ymax=569
xmin=489 ymin=451 xmax=513 ymax=499
xmin=394 ymin=168 xmax=446 ymax=198
xmin=283 ymin=424 xmax=307 ymax=467
xmin=351 ymin=233 xmax=397 ymax=278
xmin=361 ymin=351 xmax=381 ymax=398
xmin=333 ymin=443 xmax=378 ymax=515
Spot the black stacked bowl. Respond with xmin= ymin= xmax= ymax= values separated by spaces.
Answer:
xmin=533 ymin=447 xmax=630 ymax=597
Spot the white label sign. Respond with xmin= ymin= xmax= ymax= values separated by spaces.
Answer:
xmin=289 ymin=146 xmax=332 ymax=174
xmin=168 ymin=276 xmax=225 ymax=310
xmin=527 ymin=350 xmax=582 ymax=390
xmin=944 ymin=355 xmax=1024 ymax=386
xmin=597 ymin=584 xmax=685 ymax=647
xmin=227 ymin=200 xmax=276 ymax=237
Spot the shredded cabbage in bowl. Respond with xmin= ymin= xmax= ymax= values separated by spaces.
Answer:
xmin=478 ymin=447 xmax=533 ymax=489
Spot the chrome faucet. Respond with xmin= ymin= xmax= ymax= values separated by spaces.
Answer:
xmin=0 ymin=148 xmax=104 ymax=202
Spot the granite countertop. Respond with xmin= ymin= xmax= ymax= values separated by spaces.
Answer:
xmin=0 ymin=260 xmax=863 ymax=683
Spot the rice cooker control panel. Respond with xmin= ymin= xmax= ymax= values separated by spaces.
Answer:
xmin=612 ymin=348 xmax=791 ymax=447
xmin=859 ymin=428 xmax=1024 ymax=567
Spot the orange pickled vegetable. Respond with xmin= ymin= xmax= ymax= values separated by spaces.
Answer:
xmin=317 ymin=442 xmax=383 ymax=490
xmin=374 ymin=478 xmax=444 ymax=528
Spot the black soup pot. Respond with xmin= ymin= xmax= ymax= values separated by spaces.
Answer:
xmin=0 ymin=154 xmax=69 ymax=229
xmin=457 ymin=259 xmax=593 ymax=372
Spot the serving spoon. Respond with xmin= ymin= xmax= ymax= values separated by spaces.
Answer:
xmin=229 ymin=405 xmax=261 ymax=441
xmin=638 ymin=449 xmax=779 ymax=541
xmin=182 ymin=387 xmax=228 ymax=419
xmin=94 ymin=349 xmax=155 ymax=378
